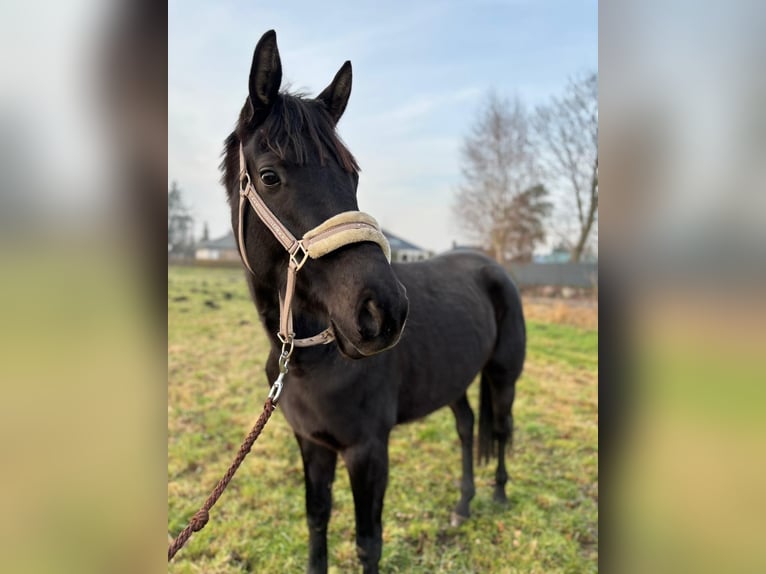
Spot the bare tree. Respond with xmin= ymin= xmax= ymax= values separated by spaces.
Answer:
xmin=168 ymin=181 xmax=195 ymax=258
xmin=503 ymin=184 xmax=553 ymax=262
xmin=453 ymin=93 xmax=550 ymax=264
xmin=534 ymin=72 xmax=598 ymax=262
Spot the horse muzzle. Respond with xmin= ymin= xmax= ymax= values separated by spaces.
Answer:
xmin=333 ymin=280 xmax=409 ymax=359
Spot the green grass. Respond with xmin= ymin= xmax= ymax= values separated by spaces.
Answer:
xmin=168 ymin=265 xmax=598 ymax=573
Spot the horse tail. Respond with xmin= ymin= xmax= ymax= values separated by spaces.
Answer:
xmin=477 ymin=261 xmax=526 ymax=466
xmin=478 ymin=372 xmax=494 ymax=465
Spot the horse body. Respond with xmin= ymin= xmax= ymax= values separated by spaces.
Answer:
xmin=223 ymin=30 xmax=526 ymax=574
xmin=390 ymin=252 xmax=520 ymax=423
xmin=260 ymin=250 xmax=523 ymax=440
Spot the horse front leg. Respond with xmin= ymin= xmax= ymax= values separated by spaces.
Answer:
xmin=296 ymin=434 xmax=338 ymax=574
xmin=342 ymin=438 xmax=389 ymax=574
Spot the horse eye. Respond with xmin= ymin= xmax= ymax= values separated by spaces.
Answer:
xmin=259 ymin=169 xmax=280 ymax=187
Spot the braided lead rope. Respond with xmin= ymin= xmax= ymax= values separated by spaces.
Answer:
xmin=168 ymin=398 xmax=278 ymax=562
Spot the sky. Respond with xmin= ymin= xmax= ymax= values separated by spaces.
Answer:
xmin=169 ymin=0 xmax=597 ymax=254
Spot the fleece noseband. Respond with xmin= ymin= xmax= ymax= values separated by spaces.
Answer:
xmin=236 ymin=144 xmax=391 ymax=361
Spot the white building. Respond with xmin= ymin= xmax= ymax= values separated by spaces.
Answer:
xmin=195 ymin=231 xmax=240 ymax=262
xmin=383 ymin=230 xmax=431 ymax=263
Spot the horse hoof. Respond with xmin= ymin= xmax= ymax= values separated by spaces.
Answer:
xmin=493 ymin=490 xmax=509 ymax=505
xmin=450 ymin=511 xmax=468 ymax=527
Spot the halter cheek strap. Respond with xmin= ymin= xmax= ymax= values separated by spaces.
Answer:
xmin=236 ymin=144 xmax=391 ymax=357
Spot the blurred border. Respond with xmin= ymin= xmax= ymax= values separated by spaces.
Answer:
xmin=0 ymin=1 xmax=167 ymax=572
xmin=2 ymin=0 xmax=764 ymax=571
xmin=601 ymin=0 xmax=766 ymax=571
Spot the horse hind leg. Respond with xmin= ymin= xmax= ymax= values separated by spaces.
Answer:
xmin=479 ymin=366 xmax=518 ymax=504
xmin=478 ymin=261 xmax=525 ymax=504
xmin=449 ymin=393 xmax=475 ymax=526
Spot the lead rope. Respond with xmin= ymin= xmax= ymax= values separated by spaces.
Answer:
xmin=168 ymin=357 xmax=289 ymax=562
xmin=167 ymin=398 xmax=276 ymax=561
xmin=169 ymin=329 xmax=292 ymax=562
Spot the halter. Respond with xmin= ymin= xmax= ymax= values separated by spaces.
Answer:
xmin=236 ymin=144 xmax=391 ymax=386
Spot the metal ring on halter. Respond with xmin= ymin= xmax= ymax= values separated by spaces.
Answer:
xmin=277 ymin=332 xmax=295 ymax=349
xmin=289 ymin=242 xmax=310 ymax=271
xmin=240 ymin=172 xmax=251 ymax=196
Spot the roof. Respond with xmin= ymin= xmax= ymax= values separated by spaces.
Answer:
xmin=197 ymin=231 xmax=237 ymax=250
xmin=382 ymin=229 xmax=426 ymax=252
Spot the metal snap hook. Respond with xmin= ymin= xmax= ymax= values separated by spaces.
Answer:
xmin=277 ymin=334 xmax=295 ymax=371
xmin=268 ymin=372 xmax=285 ymax=404
xmin=278 ymin=350 xmax=290 ymax=374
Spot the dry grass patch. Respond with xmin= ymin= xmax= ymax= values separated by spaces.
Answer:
xmin=523 ymin=297 xmax=598 ymax=331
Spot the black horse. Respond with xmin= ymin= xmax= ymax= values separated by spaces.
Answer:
xmin=221 ymin=30 xmax=526 ymax=574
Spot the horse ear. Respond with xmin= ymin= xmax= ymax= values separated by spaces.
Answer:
xmin=248 ymin=30 xmax=282 ymax=124
xmin=317 ymin=61 xmax=352 ymax=125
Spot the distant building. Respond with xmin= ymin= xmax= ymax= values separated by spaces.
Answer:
xmin=194 ymin=229 xmax=431 ymax=264
xmin=451 ymin=241 xmax=490 ymax=256
xmin=383 ymin=229 xmax=431 ymax=263
xmin=195 ymin=231 xmax=240 ymax=262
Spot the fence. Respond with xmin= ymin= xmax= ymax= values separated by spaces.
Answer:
xmin=506 ymin=262 xmax=597 ymax=289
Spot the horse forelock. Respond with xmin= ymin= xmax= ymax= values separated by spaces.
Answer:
xmin=220 ymin=91 xmax=359 ymax=201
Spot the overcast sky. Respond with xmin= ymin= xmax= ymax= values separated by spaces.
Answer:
xmin=169 ymin=0 xmax=597 ymax=253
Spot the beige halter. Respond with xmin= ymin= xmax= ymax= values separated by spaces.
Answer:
xmin=236 ymin=144 xmax=391 ymax=361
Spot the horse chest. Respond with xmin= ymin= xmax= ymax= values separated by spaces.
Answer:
xmin=278 ymin=374 xmax=395 ymax=450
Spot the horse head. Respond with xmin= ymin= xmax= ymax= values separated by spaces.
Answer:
xmin=222 ymin=30 xmax=409 ymax=359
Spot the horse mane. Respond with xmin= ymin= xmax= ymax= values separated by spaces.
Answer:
xmin=220 ymin=91 xmax=359 ymax=198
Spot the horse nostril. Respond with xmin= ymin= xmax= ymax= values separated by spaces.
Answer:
xmin=357 ymin=298 xmax=383 ymax=340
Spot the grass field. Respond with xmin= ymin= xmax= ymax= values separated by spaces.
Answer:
xmin=168 ymin=265 xmax=598 ymax=573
